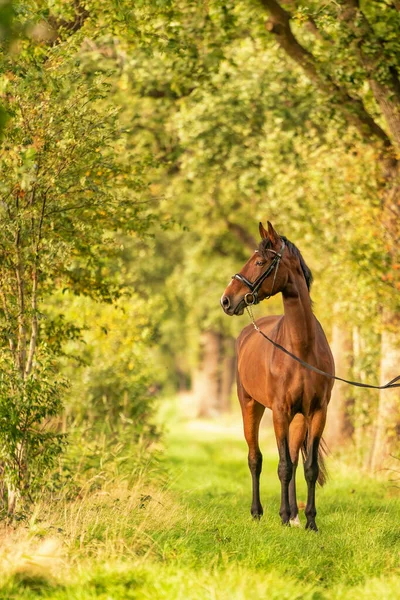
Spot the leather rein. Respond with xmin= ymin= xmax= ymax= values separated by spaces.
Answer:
xmin=232 ymin=240 xmax=400 ymax=390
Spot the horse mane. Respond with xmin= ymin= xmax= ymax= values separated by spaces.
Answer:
xmin=259 ymin=235 xmax=313 ymax=291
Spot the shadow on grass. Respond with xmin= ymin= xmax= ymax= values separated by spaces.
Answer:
xmin=0 ymin=572 xmax=63 ymax=599
xmin=1 ymin=570 xmax=147 ymax=600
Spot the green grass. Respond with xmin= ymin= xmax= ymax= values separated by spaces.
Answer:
xmin=0 ymin=417 xmax=399 ymax=599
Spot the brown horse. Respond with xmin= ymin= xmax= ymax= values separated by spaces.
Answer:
xmin=220 ymin=221 xmax=334 ymax=531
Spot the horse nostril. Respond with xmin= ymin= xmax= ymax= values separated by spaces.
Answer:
xmin=221 ymin=295 xmax=230 ymax=309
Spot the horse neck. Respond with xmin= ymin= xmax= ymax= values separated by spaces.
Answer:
xmin=281 ymin=269 xmax=315 ymax=354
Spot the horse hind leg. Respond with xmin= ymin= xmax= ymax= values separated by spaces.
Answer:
xmin=303 ymin=408 xmax=327 ymax=532
xmin=239 ymin=387 xmax=265 ymax=519
xmin=288 ymin=413 xmax=307 ymax=527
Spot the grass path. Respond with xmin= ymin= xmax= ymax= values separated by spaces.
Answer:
xmin=153 ymin=419 xmax=400 ymax=599
xmin=1 ymin=417 xmax=400 ymax=599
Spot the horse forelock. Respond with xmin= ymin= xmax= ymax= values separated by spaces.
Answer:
xmin=258 ymin=235 xmax=313 ymax=291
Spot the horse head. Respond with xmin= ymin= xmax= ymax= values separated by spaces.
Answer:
xmin=220 ymin=221 xmax=288 ymax=315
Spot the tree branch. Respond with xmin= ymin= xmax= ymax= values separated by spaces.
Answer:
xmin=260 ymin=0 xmax=393 ymax=148
xmin=387 ymin=0 xmax=400 ymax=12
xmin=15 ymin=226 xmax=27 ymax=377
xmin=338 ymin=0 xmax=400 ymax=148
xmin=47 ymin=0 xmax=89 ymax=41
xmin=281 ymin=0 xmax=327 ymax=41
xmin=45 ymin=201 xmax=97 ymax=217
xmin=0 ymin=282 xmax=16 ymax=358
xmin=140 ymin=86 xmax=196 ymax=100
xmin=212 ymin=187 xmax=258 ymax=250
xmin=25 ymin=193 xmax=47 ymax=377
xmin=226 ymin=220 xmax=257 ymax=250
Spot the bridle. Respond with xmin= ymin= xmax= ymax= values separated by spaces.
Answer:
xmin=232 ymin=239 xmax=286 ymax=306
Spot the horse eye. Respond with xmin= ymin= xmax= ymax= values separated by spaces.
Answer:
xmin=255 ymin=260 xmax=265 ymax=266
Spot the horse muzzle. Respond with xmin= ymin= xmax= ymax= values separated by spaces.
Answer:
xmin=220 ymin=295 xmax=246 ymax=316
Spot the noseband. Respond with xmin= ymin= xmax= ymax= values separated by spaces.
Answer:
xmin=232 ymin=240 xmax=285 ymax=306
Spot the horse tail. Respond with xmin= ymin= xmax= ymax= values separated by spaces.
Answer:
xmin=301 ymin=432 xmax=329 ymax=487
xmin=317 ymin=438 xmax=329 ymax=487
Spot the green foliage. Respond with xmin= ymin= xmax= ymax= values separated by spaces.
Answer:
xmin=0 ymin=0 xmax=15 ymax=134
xmin=0 ymin=0 xmax=158 ymax=512
xmin=116 ymin=4 xmax=396 ymax=380
xmin=0 ymin=65 xmax=152 ymax=302
xmin=0 ymin=0 xmax=14 ymax=44
xmin=57 ymin=291 xmax=161 ymax=430
xmin=0 ymin=352 xmax=67 ymax=511
xmin=52 ymin=416 xmax=161 ymax=503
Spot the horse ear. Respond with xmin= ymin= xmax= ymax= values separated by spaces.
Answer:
xmin=259 ymin=222 xmax=268 ymax=239
xmin=267 ymin=221 xmax=279 ymax=244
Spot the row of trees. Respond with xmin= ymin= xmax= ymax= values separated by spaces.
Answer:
xmin=257 ymin=0 xmax=400 ymax=469
xmin=123 ymin=0 xmax=400 ymax=469
xmin=0 ymin=0 xmax=399 ymax=515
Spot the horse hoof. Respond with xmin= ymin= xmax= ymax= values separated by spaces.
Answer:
xmin=251 ymin=505 xmax=263 ymax=520
xmin=305 ymin=521 xmax=319 ymax=532
xmin=251 ymin=512 xmax=263 ymax=520
xmin=289 ymin=515 xmax=301 ymax=528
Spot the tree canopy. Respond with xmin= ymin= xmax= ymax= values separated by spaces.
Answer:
xmin=0 ymin=0 xmax=399 ymax=514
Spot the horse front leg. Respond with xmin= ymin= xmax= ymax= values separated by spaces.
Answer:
xmin=239 ymin=390 xmax=265 ymax=519
xmin=273 ymin=409 xmax=293 ymax=526
xmin=304 ymin=408 xmax=327 ymax=532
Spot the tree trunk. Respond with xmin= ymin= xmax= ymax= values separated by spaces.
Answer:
xmin=325 ymin=317 xmax=354 ymax=448
xmin=339 ymin=0 xmax=400 ymax=148
xmin=352 ymin=326 xmax=373 ymax=468
xmin=219 ymin=337 xmax=236 ymax=412
xmin=193 ymin=330 xmax=221 ymax=418
xmin=260 ymin=0 xmax=392 ymax=147
xmin=7 ymin=484 xmax=18 ymax=517
xmin=370 ymin=310 xmax=400 ymax=472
